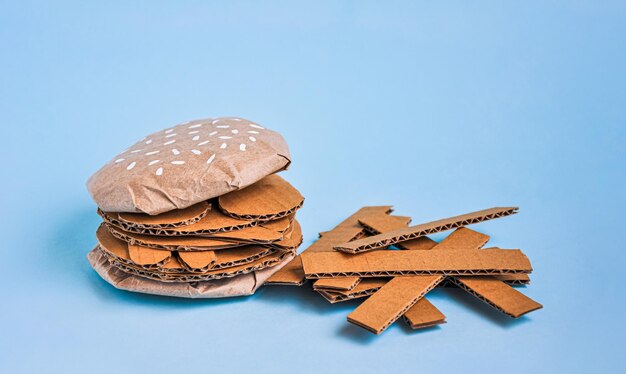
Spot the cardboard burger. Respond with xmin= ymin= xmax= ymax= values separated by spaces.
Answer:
xmin=87 ymin=117 xmax=291 ymax=215
xmin=86 ymin=117 xmax=302 ymax=298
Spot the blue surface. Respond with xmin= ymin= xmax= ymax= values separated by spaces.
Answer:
xmin=1 ymin=1 xmax=624 ymax=373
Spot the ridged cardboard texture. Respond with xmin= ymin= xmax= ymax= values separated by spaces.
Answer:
xmin=97 ymin=224 xmax=292 ymax=273
xmin=335 ymin=207 xmax=518 ymax=253
xmin=347 ymin=275 xmax=445 ymax=334
xmin=265 ymin=206 xmax=393 ymax=286
xmin=313 ymin=277 xmax=361 ymax=291
xmin=88 ymin=246 xmax=295 ymax=298
xmin=318 ymin=275 xmax=528 ymax=303
xmin=87 ymin=117 xmax=291 ymax=215
xmin=218 ymin=174 xmax=304 ymax=220
xmin=105 ymin=247 xmax=295 ymax=282
xmin=100 ymin=205 xmax=294 ymax=237
xmin=115 ymin=201 xmax=211 ymax=229
xmin=302 ymin=248 xmax=532 ymax=278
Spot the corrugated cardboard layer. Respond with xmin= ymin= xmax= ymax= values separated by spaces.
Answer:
xmin=317 ymin=275 xmax=527 ymax=303
xmin=101 ymin=205 xmax=295 ymax=236
xmin=88 ymin=246 xmax=295 ymax=298
xmin=335 ymin=207 xmax=518 ymax=253
xmin=113 ymin=201 xmax=211 ymax=229
xmin=302 ymin=248 xmax=532 ymax=278
xmin=218 ymin=174 xmax=304 ymax=221
xmin=263 ymin=256 xmax=306 ymax=285
xmin=98 ymin=224 xmax=290 ymax=274
xmin=313 ymin=277 xmax=361 ymax=291
xmin=493 ymin=273 xmax=530 ymax=285
xmin=452 ymin=276 xmax=542 ymax=317
xmin=403 ymin=298 xmax=446 ymax=329
xmin=106 ymin=247 xmax=295 ymax=282
xmin=106 ymin=220 xmax=285 ymax=246
xmin=265 ymin=206 xmax=393 ymax=285
xmin=359 ymin=214 xmax=438 ymax=251
xmin=431 ymin=227 xmax=490 ymax=251
xmin=267 ymin=219 xmax=303 ymax=250
xmin=106 ymin=224 xmax=243 ymax=251
xmin=316 ymin=278 xmax=390 ymax=303
xmin=347 ymin=275 xmax=445 ymax=334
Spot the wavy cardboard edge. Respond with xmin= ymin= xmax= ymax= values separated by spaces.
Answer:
xmin=335 ymin=207 xmax=518 ymax=253
xmin=302 ymin=248 xmax=532 ymax=279
xmin=110 ymin=201 xmax=211 ymax=229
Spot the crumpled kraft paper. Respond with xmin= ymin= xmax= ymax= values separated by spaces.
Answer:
xmin=87 ymin=246 xmax=295 ymax=298
xmin=87 ymin=117 xmax=290 ymax=215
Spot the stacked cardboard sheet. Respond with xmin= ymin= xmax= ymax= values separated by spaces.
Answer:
xmin=268 ymin=206 xmax=541 ymax=334
xmin=86 ymin=117 xmax=304 ymax=298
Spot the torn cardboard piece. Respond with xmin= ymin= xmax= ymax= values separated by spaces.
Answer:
xmin=403 ymin=298 xmax=446 ymax=329
xmin=302 ymin=248 xmax=532 ymax=278
xmin=451 ymin=276 xmax=543 ymax=318
xmin=335 ymin=207 xmax=518 ymax=253
xmin=218 ymin=174 xmax=304 ymax=221
xmin=347 ymin=275 xmax=445 ymax=334
xmin=88 ymin=246 xmax=295 ymax=298
xmin=265 ymin=206 xmax=393 ymax=286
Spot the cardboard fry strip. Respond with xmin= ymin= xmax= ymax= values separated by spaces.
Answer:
xmin=313 ymin=277 xmax=361 ymax=291
xmin=403 ymin=298 xmax=446 ymax=329
xmin=318 ymin=275 xmax=528 ymax=304
xmin=335 ymin=207 xmax=518 ymax=253
xmin=302 ymin=248 xmax=532 ymax=278
xmin=359 ymin=214 xmax=437 ymax=250
xmin=493 ymin=273 xmax=530 ymax=285
xmin=451 ymin=276 xmax=543 ymax=318
xmin=265 ymin=206 xmax=393 ymax=285
xmin=347 ymin=275 xmax=445 ymax=334
xmin=343 ymin=226 xmax=489 ymax=331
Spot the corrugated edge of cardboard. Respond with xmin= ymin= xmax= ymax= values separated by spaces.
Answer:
xmin=335 ymin=207 xmax=518 ymax=253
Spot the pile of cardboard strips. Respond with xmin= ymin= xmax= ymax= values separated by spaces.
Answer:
xmin=267 ymin=206 xmax=542 ymax=334
xmin=86 ymin=117 xmax=304 ymax=297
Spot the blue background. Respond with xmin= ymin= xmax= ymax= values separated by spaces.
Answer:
xmin=1 ymin=1 xmax=624 ymax=373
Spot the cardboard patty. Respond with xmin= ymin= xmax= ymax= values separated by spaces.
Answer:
xmin=88 ymin=246 xmax=295 ymax=298
xmin=87 ymin=117 xmax=291 ymax=215
xmin=218 ymin=174 xmax=304 ymax=220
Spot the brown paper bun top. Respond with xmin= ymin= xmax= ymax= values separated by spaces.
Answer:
xmin=87 ymin=117 xmax=291 ymax=215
